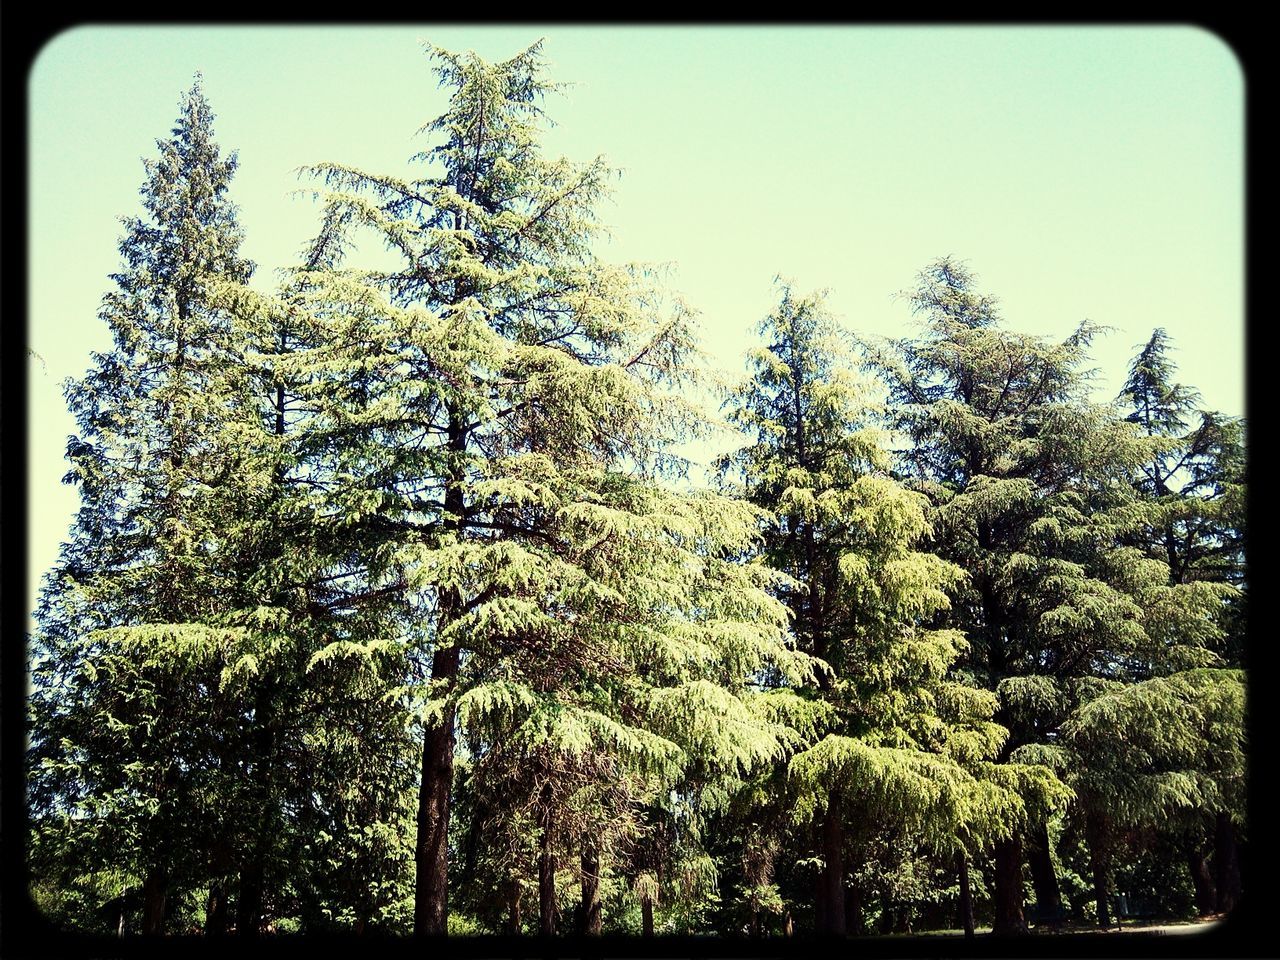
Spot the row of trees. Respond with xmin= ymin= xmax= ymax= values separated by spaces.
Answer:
xmin=28 ymin=44 xmax=1245 ymax=938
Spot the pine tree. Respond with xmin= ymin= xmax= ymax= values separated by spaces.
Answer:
xmin=209 ymin=212 xmax=425 ymax=937
xmin=718 ymin=282 xmax=1058 ymax=936
xmin=29 ymin=77 xmax=257 ymax=934
xmin=1112 ymin=329 xmax=1247 ymax=915
xmin=1118 ymin=328 xmax=1245 ymax=631
xmin=864 ymin=258 xmax=1160 ymax=934
xmin=254 ymin=41 xmax=812 ymax=935
xmin=30 ymin=76 xmax=419 ymax=939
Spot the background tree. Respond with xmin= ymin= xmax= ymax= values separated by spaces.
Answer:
xmin=1110 ymin=328 xmax=1247 ymax=916
xmin=29 ymin=76 xmax=257 ymax=935
xmin=864 ymin=258 xmax=1174 ymax=934
xmin=717 ymin=283 xmax=1060 ymax=937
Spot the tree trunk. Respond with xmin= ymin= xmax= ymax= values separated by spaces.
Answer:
xmin=783 ymin=910 xmax=793 ymax=937
xmin=238 ymin=860 xmax=264 ymax=937
xmin=205 ymin=881 xmax=228 ymax=936
xmin=206 ymin=835 xmax=233 ymax=937
xmin=506 ymin=880 xmax=522 ymax=935
xmin=846 ymin=883 xmax=863 ymax=936
xmin=1214 ymin=812 xmax=1241 ymax=914
xmin=641 ymin=894 xmax=654 ymax=937
xmin=239 ymin=688 xmax=277 ymax=939
xmin=991 ymin=835 xmax=1028 ymax=936
xmin=414 ymin=645 xmax=459 ymax=935
xmin=414 ymin=417 xmax=468 ymax=937
xmin=538 ymin=789 xmax=557 ymax=936
xmin=142 ymin=867 xmax=167 ymax=935
xmin=958 ymin=852 xmax=975 ymax=939
xmin=878 ymin=891 xmax=893 ymax=935
xmin=1185 ymin=840 xmax=1217 ymax=917
xmin=813 ymin=864 xmax=825 ymax=932
xmin=580 ymin=844 xmax=602 ymax=935
xmin=821 ymin=799 xmax=846 ymax=935
xmin=1085 ymin=816 xmax=1112 ymax=929
xmin=1026 ymin=821 xmax=1062 ymax=922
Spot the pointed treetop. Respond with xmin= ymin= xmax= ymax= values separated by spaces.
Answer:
xmin=903 ymin=256 xmax=1001 ymax=330
xmin=1120 ymin=327 xmax=1203 ymax=436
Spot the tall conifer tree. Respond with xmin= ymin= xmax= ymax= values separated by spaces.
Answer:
xmin=252 ymin=41 xmax=811 ymax=935
xmin=29 ymin=77 xmax=256 ymax=934
xmin=866 ymin=258 xmax=1155 ymax=934
xmin=718 ymin=284 xmax=1059 ymax=936
xmin=1110 ymin=329 xmax=1246 ymax=915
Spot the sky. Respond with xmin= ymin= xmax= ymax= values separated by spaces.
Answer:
xmin=26 ymin=25 xmax=1244 ymax=618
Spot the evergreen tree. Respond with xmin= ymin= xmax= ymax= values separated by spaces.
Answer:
xmin=718 ymin=283 xmax=1060 ymax=936
xmin=252 ymin=41 xmax=811 ymax=935
xmin=1111 ymin=329 xmax=1247 ymax=915
xmin=1118 ymin=328 xmax=1245 ymax=640
xmin=29 ymin=77 xmax=256 ymax=934
xmin=211 ymin=215 xmax=422 ymax=937
xmin=865 ymin=258 xmax=1159 ymax=934
xmin=30 ymin=77 xmax=420 ymax=939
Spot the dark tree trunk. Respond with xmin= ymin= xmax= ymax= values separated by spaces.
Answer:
xmin=142 ymin=867 xmax=167 ymax=936
xmin=538 ymin=789 xmax=557 ymax=937
xmin=813 ymin=865 xmax=825 ymax=932
xmin=958 ymin=852 xmax=975 ymax=939
xmin=641 ymin=894 xmax=654 ymax=937
xmin=238 ymin=860 xmax=265 ymax=937
xmin=1185 ymin=840 xmax=1217 ymax=916
xmin=239 ymin=688 xmax=278 ymax=939
xmin=846 ymin=883 xmax=863 ymax=936
xmin=414 ymin=419 xmax=467 ymax=937
xmin=206 ymin=836 xmax=233 ymax=937
xmin=878 ymin=891 xmax=893 ymax=935
xmin=506 ymin=881 xmax=522 ymax=935
xmin=1085 ymin=816 xmax=1112 ymax=929
xmin=991 ymin=835 xmax=1028 ymax=936
xmin=205 ymin=881 xmax=228 ymax=936
xmin=414 ymin=646 xmax=459 ymax=936
xmin=1026 ymin=821 xmax=1062 ymax=922
xmin=459 ymin=796 xmax=484 ymax=894
xmin=580 ymin=844 xmax=602 ymax=935
xmin=1214 ymin=812 xmax=1241 ymax=914
xmin=821 ymin=799 xmax=846 ymax=935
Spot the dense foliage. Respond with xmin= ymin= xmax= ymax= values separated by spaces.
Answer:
xmin=28 ymin=47 xmax=1245 ymax=939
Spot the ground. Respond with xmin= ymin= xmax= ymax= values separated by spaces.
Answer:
xmin=906 ymin=916 xmax=1227 ymax=937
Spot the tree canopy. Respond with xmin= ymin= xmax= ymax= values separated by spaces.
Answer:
xmin=27 ymin=48 xmax=1246 ymax=942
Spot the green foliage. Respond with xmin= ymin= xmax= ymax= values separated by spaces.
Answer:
xmin=29 ymin=77 xmax=260 ymax=932
xmin=714 ymin=281 xmax=1031 ymax=933
xmin=28 ymin=49 xmax=1244 ymax=939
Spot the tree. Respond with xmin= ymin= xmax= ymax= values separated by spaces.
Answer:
xmin=29 ymin=76 xmax=256 ymax=935
xmin=864 ymin=258 xmax=1165 ymax=934
xmin=718 ymin=282 xmax=1056 ymax=936
xmin=1113 ymin=329 xmax=1247 ymax=915
xmin=1058 ymin=667 xmax=1244 ymax=926
xmin=31 ymin=76 xmax=420 ymax=940
xmin=271 ymin=41 xmax=814 ymax=936
xmin=209 ymin=197 xmax=425 ymax=939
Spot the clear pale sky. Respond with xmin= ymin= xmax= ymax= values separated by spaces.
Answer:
xmin=26 ymin=25 xmax=1245 ymax=618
